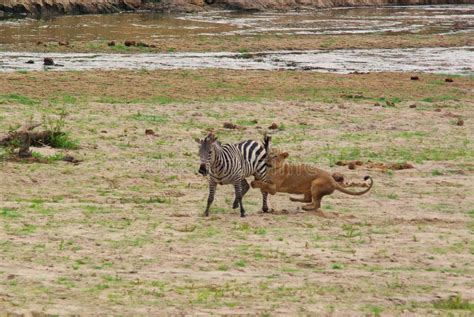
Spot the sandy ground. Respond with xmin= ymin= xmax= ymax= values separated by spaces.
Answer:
xmin=0 ymin=70 xmax=473 ymax=315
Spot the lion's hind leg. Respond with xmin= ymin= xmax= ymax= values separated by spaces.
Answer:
xmin=306 ymin=179 xmax=330 ymax=217
xmin=290 ymin=192 xmax=312 ymax=203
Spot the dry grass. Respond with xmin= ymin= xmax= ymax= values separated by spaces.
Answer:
xmin=1 ymin=70 xmax=472 ymax=105
xmin=0 ymin=70 xmax=473 ymax=315
xmin=2 ymin=32 xmax=473 ymax=54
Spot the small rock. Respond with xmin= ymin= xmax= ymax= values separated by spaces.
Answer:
xmin=348 ymin=162 xmax=356 ymax=170
xmin=36 ymin=41 xmax=43 ymax=45
xmin=58 ymin=41 xmax=69 ymax=46
xmin=445 ymin=78 xmax=454 ymax=83
xmin=268 ymin=122 xmax=279 ymax=130
xmin=149 ymin=44 xmax=157 ymax=48
xmin=435 ymin=108 xmax=442 ymax=112
xmin=25 ymin=60 xmax=34 ymax=64
xmin=342 ymin=93 xmax=364 ymax=99
xmin=456 ymin=119 xmax=464 ymax=126
xmin=145 ymin=129 xmax=156 ymax=135
xmin=223 ymin=122 xmax=237 ymax=129
xmin=43 ymin=57 xmax=54 ymax=66
xmin=332 ymin=172 xmax=345 ymax=183
xmin=374 ymin=102 xmax=381 ymax=107
xmin=63 ymin=155 xmax=81 ymax=164
xmin=7 ymin=274 xmax=15 ymax=280
xmin=389 ymin=162 xmax=414 ymax=170
xmin=136 ymin=42 xmax=149 ymax=48
xmin=107 ymin=41 xmax=116 ymax=47
xmin=124 ymin=40 xmax=136 ymax=47
xmin=409 ymin=104 xmax=417 ymax=108
xmin=386 ymin=101 xmax=395 ymax=107
xmin=410 ymin=76 xmax=419 ymax=81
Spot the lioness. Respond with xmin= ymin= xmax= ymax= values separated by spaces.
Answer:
xmin=251 ymin=149 xmax=373 ymax=214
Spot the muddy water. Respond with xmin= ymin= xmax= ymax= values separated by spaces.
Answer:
xmin=1 ymin=47 xmax=472 ymax=74
xmin=0 ymin=5 xmax=473 ymax=44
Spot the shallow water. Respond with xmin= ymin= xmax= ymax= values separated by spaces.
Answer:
xmin=1 ymin=47 xmax=472 ymax=74
xmin=0 ymin=5 xmax=473 ymax=44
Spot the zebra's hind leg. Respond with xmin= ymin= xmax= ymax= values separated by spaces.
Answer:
xmin=233 ymin=179 xmax=249 ymax=209
xmin=233 ymin=181 xmax=246 ymax=217
xmin=204 ymin=180 xmax=217 ymax=217
xmin=261 ymin=191 xmax=269 ymax=213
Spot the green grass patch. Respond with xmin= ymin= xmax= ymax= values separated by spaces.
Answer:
xmin=433 ymin=294 xmax=473 ymax=310
xmin=421 ymin=95 xmax=458 ymax=103
xmin=364 ymin=305 xmax=383 ymax=316
xmin=236 ymin=119 xmax=259 ymax=127
xmin=320 ymin=142 xmax=472 ymax=165
xmin=331 ymin=263 xmax=344 ymax=270
xmin=0 ymin=208 xmax=21 ymax=218
xmin=131 ymin=112 xmax=169 ymax=123
xmin=0 ymin=94 xmax=39 ymax=106
xmin=49 ymin=133 xmax=79 ymax=149
xmin=31 ymin=152 xmax=64 ymax=163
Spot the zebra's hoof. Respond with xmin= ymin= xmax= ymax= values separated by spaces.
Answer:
xmin=240 ymin=213 xmax=246 ymax=218
xmin=232 ymin=201 xmax=239 ymax=209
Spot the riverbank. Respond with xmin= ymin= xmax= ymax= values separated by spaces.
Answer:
xmin=1 ymin=5 xmax=473 ymax=54
xmin=2 ymin=33 xmax=472 ymax=55
xmin=1 ymin=0 xmax=474 ymax=16
xmin=2 ymin=47 xmax=473 ymax=74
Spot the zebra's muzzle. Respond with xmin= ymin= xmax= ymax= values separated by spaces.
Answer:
xmin=198 ymin=164 xmax=208 ymax=176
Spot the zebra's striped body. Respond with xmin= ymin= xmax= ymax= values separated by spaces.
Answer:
xmin=197 ymin=133 xmax=270 ymax=217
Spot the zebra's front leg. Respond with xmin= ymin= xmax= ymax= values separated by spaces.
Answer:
xmin=204 ymin=180 xmax=217 ymax=217
xmin=233 ymin=181 xmax=246 ymax=218
xmin=233 ymin=179 xmax=249 ymax=209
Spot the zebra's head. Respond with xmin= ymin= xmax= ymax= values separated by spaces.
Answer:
xmin=195 ymin=132 xmax=218 ymax=176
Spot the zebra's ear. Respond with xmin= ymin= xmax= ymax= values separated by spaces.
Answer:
xmin=208 ymin=132 xmax=217 ymax=143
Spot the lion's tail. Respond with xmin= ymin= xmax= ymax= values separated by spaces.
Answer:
xmin=333 ymin=176 xmax=373 ymax=196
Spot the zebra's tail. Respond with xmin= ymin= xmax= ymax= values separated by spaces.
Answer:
xmin=263 ymin=132 xmax=271 ymax=152
xmin=263 ymin=132 xmax=272 ymax=155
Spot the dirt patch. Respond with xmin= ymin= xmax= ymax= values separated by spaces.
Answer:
xmin=336 ymin=160 xmax=415 ymax=171
xmin=0 ymin=70 xmax=473 ymax=315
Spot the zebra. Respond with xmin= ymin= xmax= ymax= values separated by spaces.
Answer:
xmin=196 ymin=132 xmax=271 ymax=217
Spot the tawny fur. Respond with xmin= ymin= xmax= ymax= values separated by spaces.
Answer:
xmin=251 ymin=149 xmax=373 ymax=215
